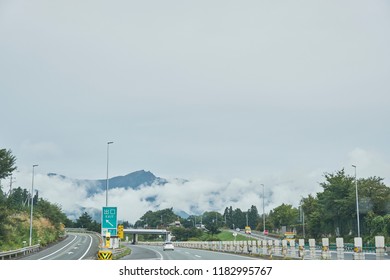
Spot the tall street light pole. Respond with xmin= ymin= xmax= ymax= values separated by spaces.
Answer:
xmin=29 ymin=164 xmax=38 ymax=246
xmin=352 ymin=164 xmax=360 ymax=237
xmin=106 ymin=141 xmax=113 ymax=207
xmin=302 ymin=209 xmax=305 ymax=238
xmin=261 ymin=184 xmax=265 ymax=232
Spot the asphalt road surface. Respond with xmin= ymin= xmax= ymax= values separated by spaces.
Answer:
xmin=121 ymin=244 xmax=259 ymax=260
xmin=20 ymin=232 xmax=100 ymax=260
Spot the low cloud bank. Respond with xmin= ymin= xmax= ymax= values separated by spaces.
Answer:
xmin=16 ymin=172 xmax=323 ymax=224
xmin=13 ymin=148 xmax=389 ymax=224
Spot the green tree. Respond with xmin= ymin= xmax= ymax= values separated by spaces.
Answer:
xmin=6 ymin=187 xmax=29 ymax=211
xmin=35 ymin=198 xmax=70 ymax=228
xmin=232 ymin=208 xmax=246 ymax=229
xmin=0 ymin=149 xmax=17 ymax=179
xmin=0 ymin=184 xmax=5 ymax=206
xmin=202 ymin=211 xmax=223 ymax=229
xmin=205 ymin=222 xmax=220 ymax=236
xmin=384 ymin=214 xmax=390 ymax=236
xmin=268 ymin=203 xmax=299 ymax=230
xmin=223 ymin=206 xmax=234 ymax=228
xmin=169 ymin=226 xmax=202 ymax=241
xmin=371 ymin=215 xmax=386 ymax=236
xmin=358 ymin=177 xmax=390 ymax=217
xmin=89 ymin=220 xmax=101 ymax=232
xmin=316 ymin=170 xmax=390 ymax=238
xmin=0 ymin=204 xmax=9 ymax=246
xmin=316 ymin=169 xmax=356 ymax=236
xmin=301 ymin=195 xmax=322 ymax=238
xmin=0 ymin=149 xmax=17 ymax=246
xmin=75 ymin=212 xmax=94 ymax=229
xmin=135 ymin=208 xmax=179 ymax=228
xmin=183 ymin=215 xmax=199 ymax=228
xmin=201 ymin=211 xmax=222 ymax=236
xmin=306 ymin=210 xmax=323 ymax=239
xmin=299 ymin=169 xmax=390 ymax=239
xmin=365 ymin=212 xmax=390 ymax=239
xmin=247 ymin=205 xmax=260 ymax=230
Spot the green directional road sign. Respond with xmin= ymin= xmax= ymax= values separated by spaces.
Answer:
xmin=101 ymin=207 xmax=117 ymax=236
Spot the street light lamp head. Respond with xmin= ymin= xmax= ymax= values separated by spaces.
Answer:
xmin=108 ymin=141 xmax=113 ymax=144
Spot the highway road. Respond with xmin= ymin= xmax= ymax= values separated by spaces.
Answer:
xmin=20 ymin=232 xmax=100 ymax=260
xmin=17 ymin=231 xmax=388 ymax=260
xmin=121 ymin=244 xmax=259 ymax=260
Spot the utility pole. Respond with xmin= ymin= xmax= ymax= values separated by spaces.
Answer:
xmin=29 ymin=164 xmax=38 ymax=246
xmin=8 ymin=174 xmax=16 ymax=196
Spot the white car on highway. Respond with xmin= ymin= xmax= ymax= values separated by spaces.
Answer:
xmin=163 ymin=241 xmax=174 ymax=251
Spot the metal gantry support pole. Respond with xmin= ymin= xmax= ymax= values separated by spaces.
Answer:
xmin=29 ymin=164 xmax=38 ymax=246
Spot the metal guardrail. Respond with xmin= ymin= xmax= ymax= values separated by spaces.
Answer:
xmin=64 ymin=228 xmax=103 ymax=247
xmin=0 ymin=229 xmax=102 ymax=260
xmin=65 ymin=228 xmax=88 ymax=232
xmin=0 ymin=244 xmax=40 ymax=260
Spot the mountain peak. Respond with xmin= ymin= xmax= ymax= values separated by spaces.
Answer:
xmin=105 ymin=170 xmax=165 ymax=189
xmin=47 ymin=170 xmax=167 ymax=193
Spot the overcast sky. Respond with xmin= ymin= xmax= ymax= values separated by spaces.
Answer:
xmin=1 ymin=1 xmax=389 ymax=222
